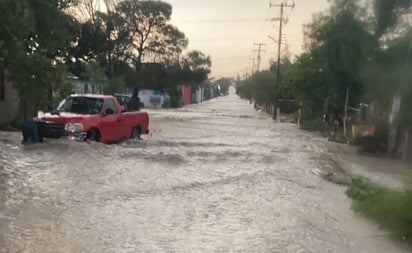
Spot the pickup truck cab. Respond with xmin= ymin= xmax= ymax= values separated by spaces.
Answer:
xmin=34 ymin=94 xmax=149 ymax=144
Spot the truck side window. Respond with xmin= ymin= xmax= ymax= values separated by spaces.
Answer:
xmin=104 ymin=99 xmax=117 ymax=115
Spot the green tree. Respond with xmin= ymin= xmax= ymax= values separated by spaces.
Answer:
xmin=104 ymin=76 xmax=125 ymax=95
xmin=311 ymin=1 xmax=376 ymax=105
xmin=70 ymin=0 xmax=190 ymax=95
xmin=236 ymin=58 xmax=293 ymax=109
xmin=287 ymin=52 xmax=331 ymax=117
xmin=374 ymin=0 xmax=412 ymax=37
xmin=181 ymin=50 xmax=212 ymax=87
xmin=117 ymin=0 xmax=188 ymax=71
xmin=0 ymin=0 xmax=80 ymax=118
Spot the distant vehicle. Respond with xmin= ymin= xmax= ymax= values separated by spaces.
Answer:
xmin=33 ymin=94 xmax=149 ymax=143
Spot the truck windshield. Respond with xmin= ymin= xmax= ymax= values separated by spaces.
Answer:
xmin=56 ymin=97 xmax=104 ymax=114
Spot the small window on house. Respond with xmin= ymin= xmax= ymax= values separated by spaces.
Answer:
xmin=0 ymin=68 xmax=5 ymax=101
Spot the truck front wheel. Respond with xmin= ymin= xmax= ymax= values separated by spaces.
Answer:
xmin=87 ymin=129 xmax=101 ymax=142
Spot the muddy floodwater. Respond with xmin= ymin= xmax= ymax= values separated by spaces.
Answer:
xmin=0 ymin=89 xmax=409 ymax=252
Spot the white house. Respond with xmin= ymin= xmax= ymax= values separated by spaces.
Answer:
xmin=138 ymin=90 xmax=168 ymax=108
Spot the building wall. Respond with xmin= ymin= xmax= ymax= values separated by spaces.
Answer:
xmin=193 ymin=87 xmax=204 ymax=104
xmin=182 ymin=86 xmax=192 ymax=105
xmin=0 ymin=78 xmax=19 ymax=126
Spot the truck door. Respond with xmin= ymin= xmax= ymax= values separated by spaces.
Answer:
xmin=100 ymin=98 xmax=123 ymax=141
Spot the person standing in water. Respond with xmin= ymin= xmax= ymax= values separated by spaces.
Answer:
xmin=128 ymin=89 xmax=141 ymax=112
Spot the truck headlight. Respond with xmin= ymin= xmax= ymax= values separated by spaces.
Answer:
xmin=65 ymin=123 xmax=84 ymax=133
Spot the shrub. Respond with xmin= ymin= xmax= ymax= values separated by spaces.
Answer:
xmin=353 ymin=123 xmax=388 ymax=154
xmin=301 ymin=117 xmax=326 ymax=132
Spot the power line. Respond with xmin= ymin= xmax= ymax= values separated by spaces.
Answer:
xmin=213 ymin=52 xmax=249 ymax=61
xmin=190 ymin=37 xmax=263 ymax=42
xmin=174 ymin=18 xmax=269 ymax=24
xmin=258 ymin=6 xmax=273 ymax=39
xmin=217 ymin=56 xmax=250 ymax=63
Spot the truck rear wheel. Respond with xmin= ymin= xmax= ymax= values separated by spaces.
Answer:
xmin=131 ymin=126 xmax=141 ymax=140
xmin=87 ymin=129 xmax=100 ymax=142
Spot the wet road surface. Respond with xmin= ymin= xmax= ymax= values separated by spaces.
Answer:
xmin=0 ymin=89 xmax=409 ymax=252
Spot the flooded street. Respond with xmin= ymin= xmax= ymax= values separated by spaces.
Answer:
xmin=0 ymin=89 xmax=408 ymax=253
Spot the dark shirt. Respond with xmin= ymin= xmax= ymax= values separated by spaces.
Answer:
xmin=128 ymin=96 xmax=140 ymax=111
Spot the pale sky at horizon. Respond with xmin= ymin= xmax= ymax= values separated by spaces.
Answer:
xmin=167 ymin=0 xmax=330 ymax=78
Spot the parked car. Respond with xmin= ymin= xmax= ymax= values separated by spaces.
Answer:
xmin=33 ymin=94 xmax=149 ymax=143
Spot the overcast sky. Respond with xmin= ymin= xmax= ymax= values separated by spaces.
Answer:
xmin=167 ymin=0 xmax=330 ymax=78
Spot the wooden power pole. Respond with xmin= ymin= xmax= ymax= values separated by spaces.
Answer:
xmin=270 ymin=0 xmax=295 ymax=119
xmin=253 ymin=43 xmax=266 ymax=73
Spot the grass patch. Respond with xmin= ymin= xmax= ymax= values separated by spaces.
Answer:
xmin=347 ymin=177 xmax=412 ymax=241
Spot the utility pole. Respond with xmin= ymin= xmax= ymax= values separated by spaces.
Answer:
xmin=253 ymin=43 xmax=266 ymax=72
xmin=344 ymin=87 xmax=349 ymax=138
xmin=249 ymin=58 xmax=256 ymax=74
xmin=270 ymin=0 xmax=295 ymax=119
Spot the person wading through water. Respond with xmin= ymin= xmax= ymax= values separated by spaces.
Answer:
xmin=128 ymin=89 xmax=140 ymax=112
xmin=21 ymin=118 xmax=41 ymax=144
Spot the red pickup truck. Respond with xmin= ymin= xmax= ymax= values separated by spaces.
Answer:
xmin=34 ymin=94 xmax=149 ymax=144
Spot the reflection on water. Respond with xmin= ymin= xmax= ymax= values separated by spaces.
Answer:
xmin=0 ymin=91 xmax=407 ymax=252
